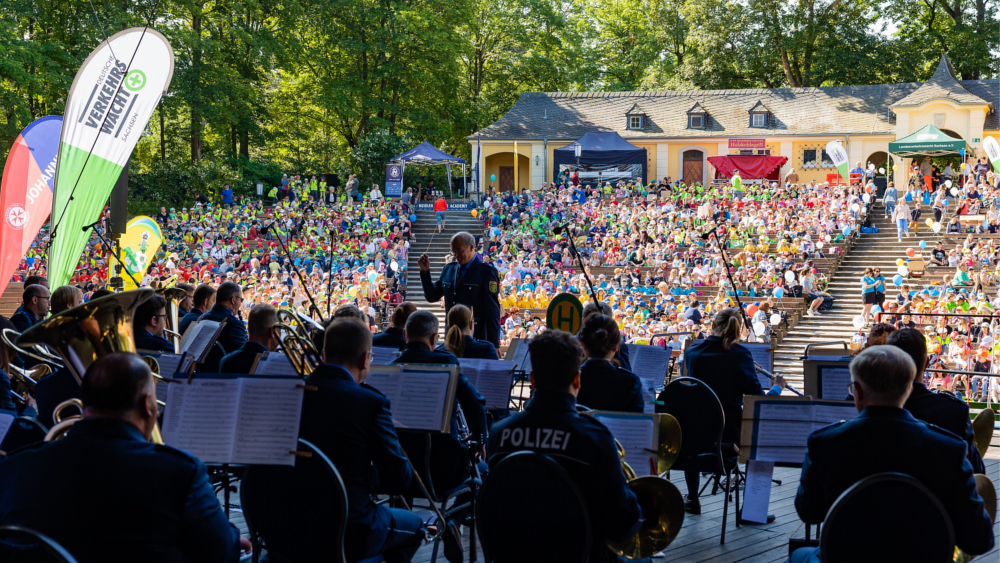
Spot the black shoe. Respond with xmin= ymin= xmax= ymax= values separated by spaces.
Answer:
xmin=442 ymin=519 xmax=463 ymax=563
xmin=684 ymin=495 xmax=701 ymax=515
xmin=739 ymin=512 xmax=776 ymax=525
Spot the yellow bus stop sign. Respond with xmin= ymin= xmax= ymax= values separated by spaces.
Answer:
xmin=547 ymin=293 xmax=584 ymax=333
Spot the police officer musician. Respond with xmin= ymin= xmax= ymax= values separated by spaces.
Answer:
xmin=886 ymin=328 xmax=986 ymax=473
xmin=179 ymin=284 xmax=216 ymax=336
xmin=682 ymin=308 xmax=785 ymax=515
xmin=11 ymin=284 xmax=50 ymax=336
xmin=391 ymin=310 xmax=488 ymax=449
xmin=582 ymin=301 xmax=631 ymax=370
xmin=418 ymin=232 xmax=502 ymax=349
xmin=0 ymin=353 xmax=250 ymax=563
xmin=577 ymin=313 xmax=644 ymax=413
xmin=437 ymin=304 xmax=499 ymax=360
xmin=175 ymin=283 xmax=195 ymax=317
xmin=198 ymin=282 xmax=248 ymax=372
xmin=791 ymin=346 xmax=994 ymax=563
xmin=299 ymin=319 xmax=424 ymax=563
xmin=219 ymin=304 xmax=280 ymax=374
xmin=133 ymin=294 xmax=175 ymax=353
xmin=488 ymin=330 xmax=646 ymax=563
xmin=373 ymin=302 xmax=416 ymax=350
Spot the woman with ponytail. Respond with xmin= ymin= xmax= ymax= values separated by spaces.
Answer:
xmin=576 ymin=314 xmax=644 ymax=413
xmin=438 ymin=304 xmax=499 ymax=359
xmin=680 ymin=307 xmax=786 ymax=516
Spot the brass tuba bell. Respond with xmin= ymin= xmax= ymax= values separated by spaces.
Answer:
xmin=160 ymin=286 xmax=189 ymax=354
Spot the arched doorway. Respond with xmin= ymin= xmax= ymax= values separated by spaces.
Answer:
xmin=866 ymin=151 xmax=890 ymax=196
xmin=682 ymin=150 xmax=704 ymax=185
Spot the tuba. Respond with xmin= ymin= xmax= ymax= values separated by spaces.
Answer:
xmin=15 ymin=289 xmax=163 ymax=443
xmin=270 ymin=307 xmax=323 ymax=375
xmin=161 ymin=286 xmax=189 ymax=354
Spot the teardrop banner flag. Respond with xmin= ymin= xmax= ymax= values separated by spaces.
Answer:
xmin=48 ymin=28 xmax=174 ymax=288
xmin=108 ymin=216 xmax=162 ymax=290
xmin=983 ymin=137 xmax=1000 ymax=173
xmin=825 ymin=140 xmax=850 ymax=184
xmin=0 ymin=116 xmax=62 ymax=296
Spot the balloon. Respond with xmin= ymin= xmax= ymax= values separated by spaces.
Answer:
xmin=753 ymin=322 xmax=766 ymax=335
xmin=390 ymin=260 xmax=399 ymax=271
xmin=945 ymin=180 xmax=953 ymax=189
xmin=862 ymin=193 xmax=871 ymax=203
xmin=380 ymin=240 xmax=389 ymax=249
xmin=943 ymin=199 xmax=948 ymax=205
xmin=773 ymin=287 xmax=785 ymax=299
xmin=785 ymin=270 xmax=795 ymax=283
xmin=368 ymin=271 xmax=378 ymax=283
xmin=925 ymin=218 xmax=934 ymax=227
xmin=906 ymin=248 xmax=915 ymax=258
xmin=410 ymin=214 xmax=417 ymax=221
xmin=950 ymin=188 xmax=959 ymax=197
xmin=871 ymin=305 xmax=882 ymax=314
xmin=770 ymin=313 xmax=782 ymax=325
xmin=842 ymin=226 xmax=851 ymax=235
xmin=897 ymin=265 xmax=908 ymax=276
xmin=816 ymin=241 xmax=824 ymax=249
xmin=893 ymin=274 xmax=904 ymax=285
xmin=896 ymin=259 xmax=905 ymax=266
xmin=471 ymin=210 xmax=478 ymax=218
xmin=825 ymin=234 xmax=832 ymax=242
xmin=932 ymin=222 xmax=942 ymax=233
xmin=490 ymin=174 xmax=496 ymax=182
xmin=853 ymin=315 xmax=865 ymax=329
xmin=851 ymin=203 xmax=860 ymax=212
xmin=868 ymin=163 xmax=875 ymax=171
xmin=865 ymin=185 xmax=873 ymax=193
xmin=919 ymin=240 xmax=927 ymax=249
xmin=348 ymin=286 xmax=358 ymax=297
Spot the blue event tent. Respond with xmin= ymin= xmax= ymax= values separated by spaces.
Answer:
xmin=553 ymin=132 xmax=647 ymax=184
xmin=389 ymin=142 xmax=466 ymax=197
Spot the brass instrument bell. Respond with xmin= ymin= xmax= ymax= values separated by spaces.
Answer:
xmin=972 ymin=408 xmax=995 ymax=459
xmin=162 ymin=286 xmax=189 ymax=354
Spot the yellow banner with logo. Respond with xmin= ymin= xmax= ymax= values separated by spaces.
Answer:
xmin=108 ymin=215 xmax=162 ymax=290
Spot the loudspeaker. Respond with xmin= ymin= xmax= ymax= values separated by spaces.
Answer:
xmin=109 ymin=159 xmax=128 ymax=235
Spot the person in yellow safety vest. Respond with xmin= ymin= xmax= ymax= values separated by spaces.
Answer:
xmin=319 ymin=177 xmax=328 ymax=204
xmin=310 ymin=176 xmax=319 ymax=201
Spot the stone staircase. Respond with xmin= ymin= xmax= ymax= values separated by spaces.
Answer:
xmin=405 ymin=209 xmax=487 ymax=330
xmin=773 ymin=205 xmax=939 ymax=387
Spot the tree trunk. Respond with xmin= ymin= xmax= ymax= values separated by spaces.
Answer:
xmin=190 ymin=10 xmax=203 ymax=163
xmin=231 ymin=125 xmax=237 ymax=155
xmin=780 ymin=48 xmax=800 ymax=87
xmin=239 ymin=128 xmax=249 ymax=160
xmin=159 ymin=105 xmax=166 ymax=160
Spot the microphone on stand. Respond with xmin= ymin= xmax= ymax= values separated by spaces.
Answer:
xmin=552 ymin=222 xmax=571 ymax=236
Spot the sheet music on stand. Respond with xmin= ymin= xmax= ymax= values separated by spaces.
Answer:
xmin=365 ymin=365 xmax=459 ymax=433
xmin=250 ymin=352 xmax=299 ymax=376
xmin=178 ymin=320 xmax=226 ymax=364
xmin=816 ymin=365 xmax=852 ymax=400
xmin=741 ymin=343 xmax=775 ymax=390
xmin=371 ymin=346 xmax=401 ymax=366
xmin=739 ymin=395 xmax=859 ymax=466
xmin=593 ymin=411 xmax=659 ymax=477
xmin=459 ymin=358 xmax=515 ymax=410
xmin=0 ymin=408 xmax=16 ymax=446
xmin=628 ymin=344 xmax=671 ymax=414
xmin=161 ymin=374 xmax=306 ymax=466
xmin=503 ymin=338 xmax=532 ymax=375
xmin=139 ymin=352 xmax=194 ymax=405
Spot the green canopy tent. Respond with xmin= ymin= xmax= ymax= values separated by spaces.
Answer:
xmin=888 ymin=124 xmax=972 ymax=157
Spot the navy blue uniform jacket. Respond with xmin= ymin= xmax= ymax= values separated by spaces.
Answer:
xmin=420 ymin=257 xmax=502 ymax=348
xmin=178 ymin=307 xmax=205 ymax=336
xmin=796 ymin=406 xmax=994 ymax=555
xmin=372 ymin=327 xmax=406 ymax=350
xmin=0 ymin=419 xmax=241 ymax=563
xmin=135 ymin=328 xmax=175 ymax=353
xmin=198 ymin=305 xmax=248 ymax=372
xmin=435 ymin=335 xmax=499 ymax=360
xmin=905 ymin=382 xmax=986 ymax=474
xmin=392 ymin=343 xmax=488 ymax=441
xmin=300 ymin=363 xmax=412 ymax=561
xmin=488 ymin=390 xmax=641 ymax=563
xmin=219 ymin=341 xmax=269 ymax=374
xmin=684 ymin=335 xmax=778 ymax=445
xmin=33 ymin=367 xmax=79 ymax=428
xmin=577 ymin=359 xmax=644 ymax=413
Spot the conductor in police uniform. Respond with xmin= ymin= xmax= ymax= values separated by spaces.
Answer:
xmin=0 ymin=353 xmax=249 ymax=562
xmin=791 ymin=345 xmax=994 ymax=562
xmin=418 ymin=232 xmax=502 ymax=349
xmin=488 ymin=330 xmax=645 ymax=563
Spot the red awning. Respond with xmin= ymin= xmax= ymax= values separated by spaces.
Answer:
xmin=707 ymin=155 xmax=788 ymax=179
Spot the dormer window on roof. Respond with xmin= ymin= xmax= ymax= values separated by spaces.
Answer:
xmin=625 ymin=103 xmax=646 ymax=130
xmin=749 ymin=100 xmax=770 ymax=128
xmin=687 ymin=102 xmax=707 ymax=129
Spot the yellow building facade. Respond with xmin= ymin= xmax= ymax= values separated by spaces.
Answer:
xmin=470 ymin=56 xmax=997 ymax=192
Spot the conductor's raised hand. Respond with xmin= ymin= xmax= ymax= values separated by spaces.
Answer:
xmin=418 ymin=254 xmax=431 ymax=272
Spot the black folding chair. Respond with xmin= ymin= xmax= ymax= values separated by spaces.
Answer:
xmin=820 ymin=472 xmax=954 ymax=563
xmin=240 ymin=439 xmax=348 ymax=563
xmin=478 ymin=451 xmax=591 ymax=563
xmin=655 ymin=376 xmax=741 ymax=544
xmin=0 ymin=526 xmax=78 ymax=563
xmin=0 ymin=417 xmax=48 ymax=456
xmin=397 ymin=431 xmax=473 ymax=563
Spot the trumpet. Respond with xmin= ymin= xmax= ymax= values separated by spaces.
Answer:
xmin=753 ymin=362 xmax=804 ymax=396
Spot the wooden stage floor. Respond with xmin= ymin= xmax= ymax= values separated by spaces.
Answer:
xmin=228 ymin=435 xmax=1000 ymax=563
